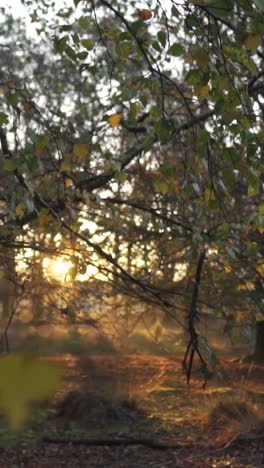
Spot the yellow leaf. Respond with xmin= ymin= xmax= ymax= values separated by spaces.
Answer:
xmin=65 ymin=177 xmax=74 ymax=188
xmin=193 ymin=46 xmax=209 ymax=67
xmin=73 ymin=143 xmax=89 ymax=161
xmin=60 ymin=161 xmax=73 ymax=172
xmin=7 ymin=80 xmax=16 ymax=89
xmin=138 ymin=9 xmax=152 ymax=21
xmin=243 ymin=34 xmax=261 ymax=53
xmin=217 ymin=76 xmax=229 ymax=91
xmin=184 ymin=56 xmax=194 ymax=64
xmin=0 ymin=354 xmax=61 ymax=429
xmin=75 ymin=188 xmax=82 ymax=198
xmin=256 ymin=264 xmax=264 ymax=276
xmin=195 ymin=84 xmax=210 ymax=99
xmin=108 ymin=113 xmax=122 ymax=128
xmin=38 ymin=213 xmax=53 ymax=227
xmin=15 ymin=202 xmax=27 ymax=218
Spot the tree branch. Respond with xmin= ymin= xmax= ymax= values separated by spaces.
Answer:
xmin=183 ymin=249 xmax=207 ymax=385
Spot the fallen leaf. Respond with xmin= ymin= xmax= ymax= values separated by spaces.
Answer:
xmin=108 ymin=113 xmax=122 ymax=127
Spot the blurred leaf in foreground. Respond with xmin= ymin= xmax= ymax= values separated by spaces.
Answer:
xmin=0 ymin=354 xmax=62 ymax=429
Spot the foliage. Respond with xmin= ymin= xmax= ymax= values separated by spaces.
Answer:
xmin=0 ymin=0 xmax=263 ymax=421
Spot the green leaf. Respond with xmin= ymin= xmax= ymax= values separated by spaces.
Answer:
xmin=0 ymin=354 xmax=61 ymax=429
xmin=168 ymin=43 xmax=184 ymax=56
xmin=154 ymin=118 xmax=171 ymax=143
xmin=171 ymin=5 xmax=180 ymax=16
xmin=193 ymin=46 xmax=209 ymax=67
xmin=222 ymin=169 xmax=236 ymax=186
xmin=78 ymin=16 xmax=90 ymax=29
xmin=248 ymin=173 xmax=259 ymax=197
xmin=7 ymin=93 xmax=19 ymax=106
xmin=223 ymin=46 xmax=257 ymax=73
xmin=77 ymin=51 xmax=88 ymax=60
xmin=258 ymin=203 xmax=264 ymax=216
xmin=194 ymin=83 xmax=210 ymax=99
xmin=115 ymin=41 xmax=131 ymax=59
xmin=185 ymin=14 xmax=200 ymax=29
xmin=119 ymin=32 xmax=131 ymax=41
xmin=157 ymin=30 xmax=166 ymax=48
xmin=154 ymin=180 xmax=170 ymax=194
xmin=143 ymin=134 xmax=155 ymax=151
xmin=68 ymin=265 xmax=78 ymax=281
xmin=255 ymin=215 xmax=264 ymax=230
xmin=59 ymin=24 xmax=72 ymax=32
xmin=0 ymin=112 xmax=9 ymax=126
xmin=54 ymin=35 xmax=68 ymax=53
xmin=3 ymin=159 xmax=17 ymax=171
xmin=185 ymin=69 xmax=202 ymax=85
xmin=35 ymin=134 xmax=49 ymax=156
xmin=152 ymin=41 xmax=161 ymax=53
xmin=65 ymin=45 xmax=77 ymax=61
xmin=15 ymin=202 xmax=27 ymax=218
xmin=81 ymin=39 xmax=95 ymax=50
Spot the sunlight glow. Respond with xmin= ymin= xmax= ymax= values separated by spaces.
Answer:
xmin=173 ymin=263 xmax=188 ymax=282
xmin=43 ymin=257 xmax=73 ymax=282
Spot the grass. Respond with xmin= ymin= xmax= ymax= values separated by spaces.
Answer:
xmin=0 ymin=353 xmax=262 ymax=450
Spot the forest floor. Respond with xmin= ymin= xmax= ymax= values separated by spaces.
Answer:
xmin=0 ymin=353 xmax=263 ymax=467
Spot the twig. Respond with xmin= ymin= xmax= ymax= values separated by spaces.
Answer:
xmin=183 ymin=433 xmax=240 ymax=461
xmin=42 ymin=436 xmax=198 ymax=450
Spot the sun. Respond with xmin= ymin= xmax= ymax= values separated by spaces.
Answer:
xmin=43 ymin=257 xmax=73 ymax=282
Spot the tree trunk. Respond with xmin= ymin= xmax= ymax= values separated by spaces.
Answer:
xmin=254 ymin=320 xmax=264 ymax=362
xmin=0 ymin=247 xmax=16 ymax=319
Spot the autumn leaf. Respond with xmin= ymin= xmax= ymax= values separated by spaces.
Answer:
xmin=243 ymin=34 xmax=261 ymax=53
xmin=38 ymin=212 xmax=53 ymax=227
xmin=73 ymin=143 xmax=89 ymax=161
xmin=138 ymin=9 xmax=152 ymax=21
xmin=60 ymin=161 xmax=73 ymax=172
xmin=15 ymin=202 xmax=27 ymax=218
xmin=195 ymin=84 xmax=210 ymax=99
xmin=65 ymin=177 xmax=74 ymax=188
xmin=22 ymin=100 xmax=33 ymax=112
xmin=35 ymin=134 xmax=49 ymax=156
xmin=7 ymin=80 xmax=16 ymax=89
xmin=108 ymin=113 xmax=122 ymax=127
xmin=0 ymin=354 xmax=62 ymax=429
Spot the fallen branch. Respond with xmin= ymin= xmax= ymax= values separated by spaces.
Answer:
xmin=42 ymin=436 xmax=194 ymax=450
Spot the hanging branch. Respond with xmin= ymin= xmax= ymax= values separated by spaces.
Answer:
xmin=183 ymin=248 xmax=207 ymax=386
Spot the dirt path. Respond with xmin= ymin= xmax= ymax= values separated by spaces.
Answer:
xmin=0 ymin=354 xmax=263 ymax=467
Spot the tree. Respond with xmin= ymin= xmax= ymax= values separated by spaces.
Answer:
xmin=0 ymin=0 xmax=264 ymax=396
